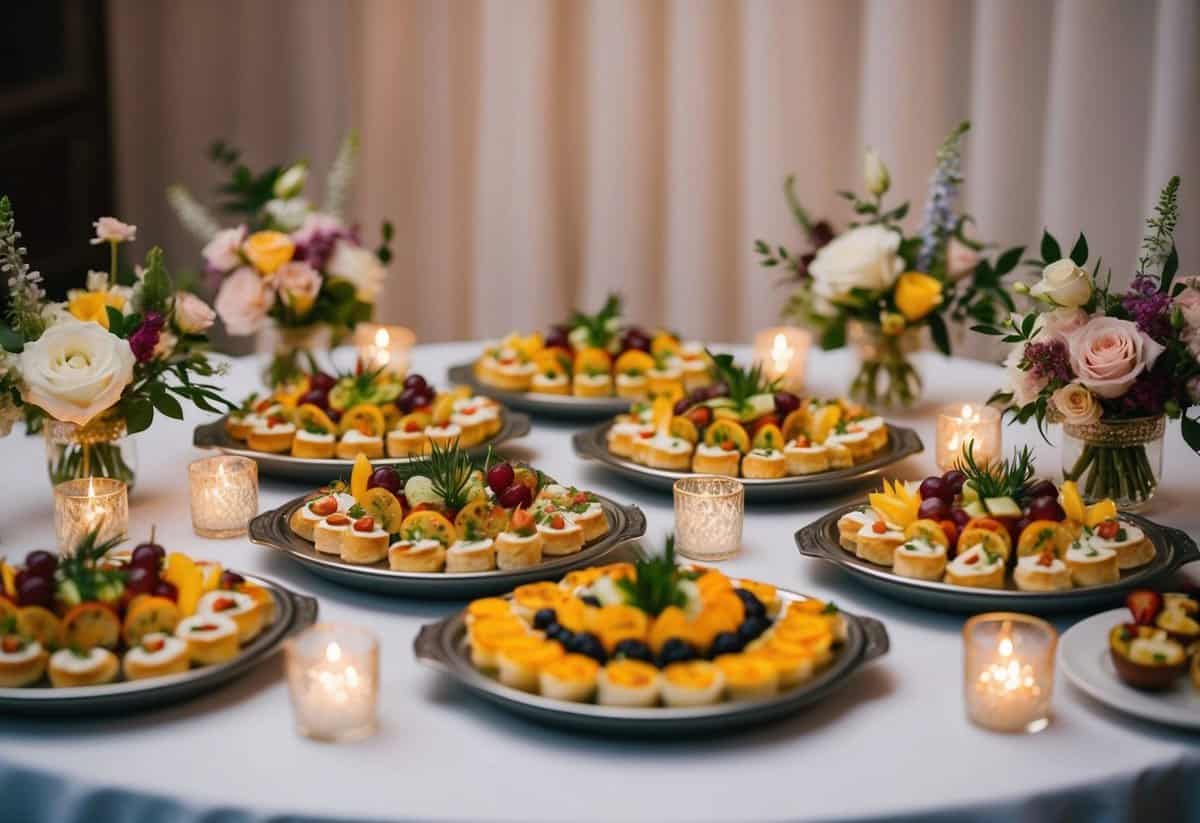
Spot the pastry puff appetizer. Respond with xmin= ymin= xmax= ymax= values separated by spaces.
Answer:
xmin=944 ymin=545 xmax=1005 ymax=589
xmin=495 ymin=509 xmax=544 ymax=570
xmin=0 ymin=633 xmax=48 ymax=687
xmin=48 ymin=647 xmax=119 ymax=688
xmin=196 ymin=590 xmax=265 ymax=644
xmin=176 ymin=614 xmax=240 ymax=666
xmin=122 ymin=633 xmax=190 ymax=680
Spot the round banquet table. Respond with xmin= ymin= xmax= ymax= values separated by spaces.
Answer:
xmin=1 ymin=342 xmax=1198 ymax=823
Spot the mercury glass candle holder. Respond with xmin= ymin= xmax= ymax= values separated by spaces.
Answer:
xmin=355 ymin=323 xmax=415 ymax=376
xmin=963 ymin=612 xmax=1057 ymax=733
xmin=285 ymin=624 xmax=380 ymax=742
xmin=936 ymin=402 xmax=1002 ymax=471
xmin=673 ymin=476 xmax=744 ymax=561
xmin=753 ymin=326 xmax=811 ymax=394
xmin=53 ymin=477 xmax=128 ymax=551
xmin=188 ymin=456 xmax=259 ymax=539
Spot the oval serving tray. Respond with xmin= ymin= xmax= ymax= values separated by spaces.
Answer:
xmin=572 ymin=422 xmax=923 ymax=502
xmin=414 ymin=587 xmax=889 ymax=736
xmin=251 ymin=493 xmax=647 ymax=599
xmin=194 ymin=409 xmax=532 ymax=485
xmin=448 ymin=363 xmax=629 ymax=421
xmin=0 ymin=573 xmax=317 ymax=716
xmin=796 ymin=504 xmax=1200 ymax=614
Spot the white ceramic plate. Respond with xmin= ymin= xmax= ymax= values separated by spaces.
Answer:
xmin=1059 ymin=607 xmax=1200 ymax=730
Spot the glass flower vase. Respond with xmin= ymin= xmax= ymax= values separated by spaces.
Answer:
xmin=258 ymin=322 xmax=332 ymax=388
xmin=1060 ymin=416 xmax=1165 ymax=510
xmin=847 ymin=321 xmax=923 ymax=408
xmin=44 ymin=412 xmax=138 ymax=490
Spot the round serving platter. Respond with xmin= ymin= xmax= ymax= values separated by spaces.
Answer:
xmin=414 ymin=587 xmax=889 ymax=736
xmin=250 ymin=493 xmax=647 ymax=599
xmin=1060 ymin=607 xmax=1200 ymax=731
xmin=0 ymin=574 xmax=317 ymax=716
xmin=193 ymin=410 xmax=532 ymax=484
xmin=795 ymin=504 xmax=1200 ymax=614
xmin=447 ymin=363 xmax=629 ymax=420
xmin=571 ymin=422 xmax=924 ymax=502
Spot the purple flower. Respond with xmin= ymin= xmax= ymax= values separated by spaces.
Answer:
xmin=129 ymin=311 xmax=165 ymax=363
xmin=1122 ymin=275 xmax=1172 ymax=342
xmin=1121 ymin=363 xmax=1171 ymax=415
xmin=1023 ymin=338 xmax=1073 ymax=384
xmin=290 ymin=213 xmax=359 ymax=272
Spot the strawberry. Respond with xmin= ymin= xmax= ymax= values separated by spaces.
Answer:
xmin=404 ymin=421 xmax=421 ymax=433
xmin=549 ymin=514 xmax=566 ymax=530
xmin=1126 ymin=589 xmax=1163 ymax=626
xmin=2 ymin=635 xmax=21 ymax=653
xmin=871 ymin=521 xmax=887 ymax=534
xmin=687 ymin=407 xmax=712 ymax=427
xmin=310 ymin=496 xmax=338 ymax=516
xmin=353 ymin=516 xmax=376 ymax=533
xmin=212 ymin=596 xmax=238 ymax=612
xmin=325 ymin=513 xmax=351 ymax=527
xmin=510 ymin=508 xmax=534 ymax=531
xmin=721 ymin=440 xmax=736 ymax=451
xmin=1097 ymin=520 xmax=1119 ymax=540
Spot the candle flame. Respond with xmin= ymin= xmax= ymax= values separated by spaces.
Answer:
xmin=374 ymin=328 xmax=390 ymax=347
xmin=87 ymin=477 xmax=96 ymax=499
xmin=326 ymin=642 xmax=342 ymax=663
xmin=770 ymin=332 xmax=794 ymax=374
xmin=960 ymin=404 xmax=979 ymax=423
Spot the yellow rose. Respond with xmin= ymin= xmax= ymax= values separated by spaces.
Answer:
xmin=68 ymin=291 xmax=126 ymax=329
xmin=242 ymin=230 xmax=295 ymax=276
xmin=894 ymin=272 xmax=944 ymax=322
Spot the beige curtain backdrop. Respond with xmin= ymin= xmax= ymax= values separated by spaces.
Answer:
xmin=109 ymin=0 xmax=1200 ymax=348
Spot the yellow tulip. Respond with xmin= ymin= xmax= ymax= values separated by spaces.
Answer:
xmin=242 ymin=230 xmax=295 ymax=276
xmin=894 ymin=272 xmax=944 ymax=322
xmin=68 ymin=291 xmax=126 ymax=329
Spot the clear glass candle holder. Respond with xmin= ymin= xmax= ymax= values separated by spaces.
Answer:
xmin=753 ymin=326 xmax=811 ymax=394
xmin=673 ymin=476 xmax=744 ymax=561
xmin=936 ymin=403 xmax=1002 ymax=471
xmin=188 ymin=456 xmax=258 ymax=538
xmin=53 ymin=477 xmax=128 ymax=552
xmin=963 ymin=612 xmax=1057 ymax=734
xmin=355 ymin=323 xmax=415 ymax=376
xmin=285 ymin=624 xmax=379 ymax=743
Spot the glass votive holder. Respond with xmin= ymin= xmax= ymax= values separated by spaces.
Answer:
xmin=936 ymin=402 xmax=1002 ymax=471
xmin=285 ymin=623 xmax=380 ymax=742
xmin=753 ymin=326 xmax=811 ymax=394
xmin=53 ymin=477 xmax=128 ymax=552
xmin=188 ymin=456 xmax=259 ymax=539
xmin=673 ymin=476 xmax=744 ymax=561
xmin=355 ymin=323 xmax=415 ymax=376
xmin=963 ymin=612 xmax=1057 ymax=734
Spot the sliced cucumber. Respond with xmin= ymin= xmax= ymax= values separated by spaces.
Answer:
xmin=960 ymin=481 xmax=979 ymax=504
xmin=983 ymin=496 xmax=1022 ymax=518
xmin=404 ymin=475 xmax=443 ymax=507
xmin=744 ymin=394 xmax=776 ymax=419
xmin=962 ymin=500 xmax=986 ymax=519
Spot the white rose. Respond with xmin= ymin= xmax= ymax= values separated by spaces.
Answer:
xmin=808 ymin=225 xmax=904 ymax=303
xmin=327 ymin=239 xmax=386 ymax=303
xmin=202 ymin=226 xmax=246 ymax=272
xmin=214 ymin=267 xmax=274 ymax=336
xmin=863 ymin=147 xmax=890 ymax=197
xmin=273 ymin=164 xmax=308 ymax=199
xmin=1030 ymin=258 xmax=1092 ymax=308
xmin=173 ymin=291 xmax=216 ymax=334
xmin=18 ymin=319 xmax=135 ymax=425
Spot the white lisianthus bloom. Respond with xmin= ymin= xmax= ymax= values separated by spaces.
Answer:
xmin=264 ymin=198 xmax=310 ymax=233
xmin=326 ymin=239 xmax=386 ymax=303
xmin=808 ymin=225 xmax=904 ymax=304
xmin=18 ymin=319 xmax=135 ymax=425
xmin=1030 ymin=259 xmax=1092 ymax=308
xmin=863 ymin=147 xmax=890 ymax=196
xmin=273 ymin=164 xmax=308 ymax=199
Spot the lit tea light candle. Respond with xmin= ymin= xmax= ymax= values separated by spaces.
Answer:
xmin=285 ymin=624 xmax=379 ymax=742
xmin=355 ymin=323 xmax=415 ymax=375
xmin=673 ymin=476 xmax=744 ymax=561
xmin=188 ymin=456 xmax=258 ymax=538
xmin=53 ymin=477 xmax=128 ymax=551
xmin=963 ymin=612 xmax=1056 ymax=733
xmin=936 ymin=402 xmax=1001 ymax=471
xmin=753 ymin=326 xmax=811 ymax=393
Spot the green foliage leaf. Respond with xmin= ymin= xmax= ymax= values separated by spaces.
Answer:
xmin=819 ymin=316 xmax=847 ymax=351
xmin=0 ymin=325 xmax=24 ymax=353
xmin=994 ymin=246 xmax=1024 ymax=276
xmin=1040 ymin=230 xmax=1061 ymax=264
xmin=927 ymin=313 xmax=951 ymax=356
xmin=104 ymin=306 xmax=126 ymax=336
xmin=149 ymin=385 xmax=183 ymax=419
xmin=1069 ymin=233 xmax=1088 ymax=266
xmin=1182 ymin=414 xmax=1200 ymax=454
xmin=1162 ymin=244 xmax=1179 ymax=293
xmin=138 ymin=247 xmax=173 ymax=314
xmin=123 ymin=396 xmax=154 ymax=434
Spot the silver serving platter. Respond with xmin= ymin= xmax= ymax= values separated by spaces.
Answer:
xmin=251 ymin=493 xmax=647 ymax=599
xmin=193 ymin=410 xmax=532 ymax=484
xmin=572 ymin=422 xmax=924 ymax=502
xmin=448 ymin=363 xmax=629 ymax=420
xmin=414 ymin=587 xmax=889 ymax=736
xmin=796 ymin=504 xmax=1200 ymax=614
xmin=0 ymin=574 xmax=317 ymax=716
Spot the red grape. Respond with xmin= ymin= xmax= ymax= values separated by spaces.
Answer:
xmin=673 ymin=398 xmax=692 ymax=416
xmin=130 ymin=543 xmax=165 ymax=572
xmin=126 ymin=565 xmax=158 ymax=595
xmin=1011 ymin=516 xmax=1031 ymax=543
xmin=487 ymin=463 xmax=516 ymax=495
xmin=918 ymin=497 xmax=950 ymax=521
xmin=17 ymin=575 xmax=53 ymax=608
xmin=403 ymin=374 xmax=428 ymax=391
xmin=1027 ymin=495 xmax=1065 ymax=522
xmin=1026 ymin=480 xmax=1058 ymax=501
xmin=941 ymin=470 xmax=966 ymax=495
xmin=774 ymin=392 xmax=801 ymax=417
xmin=23 ymin=550 xmax=57 ymax=578
xmin=298 ymin=389 xmax=330 ymax=410
xmin=497 ymin=483 xmax=533 ymax=510
xmin=620 ymin=328 xmax=651 ymax=353
xmin=950 ymin=508 xmax=970 ymax=528
xmin=367 ymin=467 xmax=403 ymax=495
xmin=152 ymin=580 xmax=179 ymax=601
xmin=544 ymin=327 xmax=571 ymax=350
xmin=310 ymin=372 xmax=337 ymax=392
xmin=918 ymin=477 xmax=946 ymax=501
xmin=219 ymin=571 xmax=246 ymax=589
xmin=410 ymin=389 xmax=435 ymax=410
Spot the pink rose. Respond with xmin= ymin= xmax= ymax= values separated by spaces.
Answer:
xmin=291 ymin=213 xmax=345 ymax=248
xmin=214 ymin=267 xmax=274 ymax=336
xmin=274 ymin=261 xmax=322 ymax=316
xmin=202 ymin=225 xmax=246 ymax=272
xmin=1036 ymin=307 xmax=1089 ymax=341
xmin=90 ymin=217 xmax=137 ymax=245
xmin=1066 ymin=316 xmax=1165 ymax=399
xmin=946 ymin=238 xmax=980 ymax=281
xmin=173 ymin=291 xmax=216 ymax=334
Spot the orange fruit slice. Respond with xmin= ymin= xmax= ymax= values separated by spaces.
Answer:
xmin=1 ymin=562 xmax=15 ymax=599
xmin=650 ymin=332 xmax=680 ymax=357
xmin=122 ymin=596 xmax=181 ymax=646
xmin=1085 ymin=498 xmax=1118 ymax=528
xmin=16 ymin=605 xmax=60 ymax=648
xmin=1059 ymin=480 xmax=1085 ymax=524
xmin=781 ymin=409 xmax=808 ymax=443
xmin=454 ymin=499 xmax=508 ymax=539
xmin=669 ymin=415 xmax=699 ymax=443
xmin=350 ymin=453 xmax=373 ymax=503
xmin=703 ymin=419 xmax=750 ymax=453
xmin=62 ymin=602 xmax=121 ymax=650
xmin=163 ymin=552 xmax=204 ymax=616
xmin=431 ymin=393 xmax=457 ymax=425
xmin=752 ymin=423 xmax=784 ymax=451
xmin=807 ymin=403 xmax=843 ymax=443
xmin=614 ymin=350 xmax=655 ymax=375
xmin=340 ymin=404 xmax=385 ymax=437
xmin=359 ymin=487 xmax=406 ymax=534
xmin=399 ymin=510 xmax=457 ymax=546
xmin=573 ymin=347 xmax=612 ymax=375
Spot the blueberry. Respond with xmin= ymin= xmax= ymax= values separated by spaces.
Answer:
xmin=548 ymin=626 xmax=574 ymax=647
xmin=658 ymin=637 xmax=699 ymax=667
xmin=569 ymin=632 xmax=607 ymax=664
xmin=612 ymin=639 xmax=653 ymax=663
xmin=737 ymin=616 xmax=770 ymax=643
xmin=734 ymin=588 xmax=766 ymax=620
xmin=533 ymin=608 xmax=558 ymax=631
xmin=707 ymin=631 xmax=744 ymax=658
xmin=580 ymin=595 xmax=602 ymax=608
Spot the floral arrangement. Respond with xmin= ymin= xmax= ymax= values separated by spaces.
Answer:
xmin=975 ymin=176 xmax=1196 ymax=506
xmin=168 ymin=134 xmax=393 ymax=385
xmin=0 ymin=198 xmax=230 ymax=484
xmin=755 ymin=122 xmax=1023 ymax=406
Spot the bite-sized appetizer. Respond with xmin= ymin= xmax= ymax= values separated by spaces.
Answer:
xmin=606 ymin=420 xmax=654 ymax=458
xmin=836 ymin=508 xmax=877 ymax=550
xmin=387 ymin=415 xmax=430 ymax=457
xmin=692 ymin=443 xmax=740 ymax=476
xmin=336 ymin=428 xmax=384 ymax=460
xmin=246 ymin=417 xmax=295 ymax=454
xmin=288 ymin=493 xmax=344 ymax=542
xmin=314 ymin=513 xmax=354 ymax=556
xmin=539 ymin=653 xmax=600 ymax=702
xmin=196 ymin=590 xmax=265 ymax=644
xmin=446 ymin=538 xmax=497 ymax=573
xmin=387 ymin=538 xmax=446 ymax=572
xmin=122 ymin=632 xmax=190 ymax=680
xmin=944 ymin=545 xmax=1005 ymax=589
xmin=598 ymin=659 xmax=661 ymax=706
xmin=497 ymin=636 xmax=564 ymax=692
xmin=715 ymin=654 xmax=779 ymax=701
xmin=892 ymin=535 xmax=948 ymax=581
xmin=176 ymin=614 xmax=240 ymax=666
xmin=534 ymin=507 xmax=586 ymax=556
xmin=341 ymin=515 xmax=391 ymax=565
xmin=854 ymin=519 xmax=905 ymax=567
xmin=1089 ymin=518 xmax=1155 ymax=570
xmin=1013 ymin=550 xmax=1072 ymax=592
xmin=1065 ymin=540 xmax=1119 ymax=588
xmin=495 ymin=509 xmax=544 ymax=570
xmin=1110 ymin=623 xmax=1188 ymax=691
xmin=48 ymin=647 xmax=119 ymax=688
xmin=661 ymin=660 xmax=726 ymax=707
xmin=784 ymin=438 xmax=830 ymax=476
xmin=0 ymin=632 xmax=48 ymax=688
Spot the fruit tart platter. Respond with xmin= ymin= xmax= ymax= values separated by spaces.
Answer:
xmin=0 ymin=531 xmax=315 ymax=715
xmin=449 ymin=294 xmax=713 ymax=419
xmin=795 ymin=445 xmax=1199 ymax=614
xmin=573 ymin=353 xmax=922 ymax=501
xmin=414 ymin=538 xmax=888 ymax=735
xmin=1060 ymin=590 xmax=1200 ymax=730
xmin=251 ymin=447 xmax=647 ymax=598
xmin=194 ymin=368 xmax=530 ymax=483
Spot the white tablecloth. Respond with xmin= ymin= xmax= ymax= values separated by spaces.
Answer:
xmin=1 ymin=342 xmax=1198 ymax=823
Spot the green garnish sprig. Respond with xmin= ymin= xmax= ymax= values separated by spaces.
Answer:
xmin=569 ymin=293 xmax=622 ymax=349
xmin=705 ymin=351 xmax=781 ymax=414
xmin=60 ymin=529 xmax=126 ymax=602
xmin=616 ymin=536 xmax=698 ymax=616
xmin=955 ymin=441 xmax=1036 ymax=501
xmin=403 ymin=439 xmax=476 ymax=511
